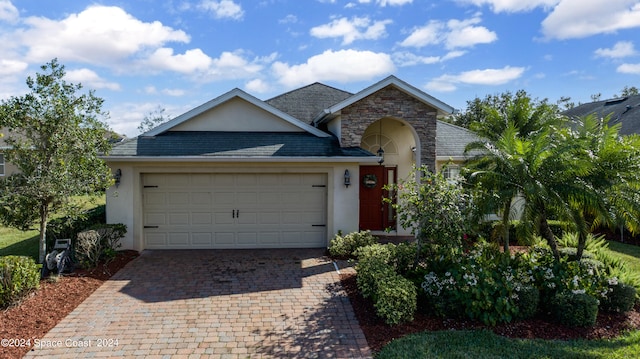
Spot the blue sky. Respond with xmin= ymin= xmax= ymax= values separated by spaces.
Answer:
xmin=1 ymin=0 xmax=639 ymax=137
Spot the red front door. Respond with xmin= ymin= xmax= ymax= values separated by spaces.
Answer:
xmin=359 ymin=165 xmax=396 ymax=231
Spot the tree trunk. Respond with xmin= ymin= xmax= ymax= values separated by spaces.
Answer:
xmin=38 ymin=204 xmax=49 ymax=264
xmin=502 ymin=201 xmax=511 ymax=254
xmin=539 ymin=211 xmax=560 ymax=261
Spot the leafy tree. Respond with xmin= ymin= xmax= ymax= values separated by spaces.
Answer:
xmin=385 ymin=166 xmax=474 ymax=265
xmin=617 ymin=86 xmax=639 ymax=97
xmin=0 ymin=59 xmax=113 ymax=263
xmin=452 ymin=90 xmax=560 ymax=135
xmin=137 ymin=106 xmax=171 ymax=134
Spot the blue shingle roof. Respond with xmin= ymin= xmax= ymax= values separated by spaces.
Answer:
xmin=109 ymin=131 xmax=373 ymax=158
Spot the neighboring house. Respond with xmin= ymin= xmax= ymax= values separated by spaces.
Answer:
xmin=103 ymin=76 xmax=477 ymax=251
xmin=0 ymin=127 xmax=19 ymax=177
xmin=563 ymin=94 xmax=640 ymax=135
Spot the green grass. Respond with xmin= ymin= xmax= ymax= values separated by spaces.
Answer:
xmin=606 ymin=241 xmax=640 ymax=273
xmin=378 ymin=239 xmax=640 ymax=358
xmin=0 ymin=195 xmax=105 ymax=260
xmin=376 ymin=329 xmax=640 ymax=359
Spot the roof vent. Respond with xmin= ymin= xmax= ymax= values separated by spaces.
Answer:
xmin=605 ymin=97 xmax=628 ymax=106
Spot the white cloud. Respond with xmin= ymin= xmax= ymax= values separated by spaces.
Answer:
xmin=0 ymin=0 xmax=18 ymax=23
xmin=618 ymin=63 xmax=640 ymax=74
xmin=310 ymin=16 xmax=393 ymax=45
xmin=245 ymin=78 xmax=271 ymax=93
xmin=272 ymin=49 xmax=395 ymax=87
xmin=198 ymin=0 xmax=244 ymax=20
xmin=426 ymin=65 xmax=525 ymax=91
xmin=65 ymin=68 xmax=120 ymax=91
xmin=542 ymin=0 xmax=640 ymax=40
xmin=456 ymin=0 xmax=559 ymax=13
xmin=0 ymin=59 xmax=27 ymax=76
xmin=400 ymin=15 xmax=497 ymax=49
xmin=445 ymin=17 xmax=498 ymax=49
xmin=359 ymin=0 xmax=413 ymax=5
xmin=399 ymin=21 xmax=443 ymax=48
xmin=200 ymin=50 xmax=273 ymax=81
xmin=162 ymin=88 xmax=186 ymax=96
xmin=279 ymin=14 xmax=298 ymax=24
xmin=144 ymin=48 xmax=213 ymax=74
xmin=393 ymin=50 xmax=465 ymax=66
xmin=595 ymin=41 xmax=637 ymax=58
xmin=18 ymin=5 xmax=190 ymax=67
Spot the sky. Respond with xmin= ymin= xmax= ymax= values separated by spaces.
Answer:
xmin=1 ymin=0 xmax=639 ymax=137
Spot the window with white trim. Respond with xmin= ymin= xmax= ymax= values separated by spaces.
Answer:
xmin=442 ymin=164 xmax=460 ymax=183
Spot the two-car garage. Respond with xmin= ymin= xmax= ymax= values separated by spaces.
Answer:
xmin=141 ymin=172 xmax=328 ymax=249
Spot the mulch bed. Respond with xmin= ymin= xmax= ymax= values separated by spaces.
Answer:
xmin=0 ymin=250 xmax=139 ymax=359
xmin=340 ymin=273 xmax=640 ymax=353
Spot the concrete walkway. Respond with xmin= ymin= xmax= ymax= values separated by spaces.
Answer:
xmin=25 ymin=249 xmax=371 ymax=358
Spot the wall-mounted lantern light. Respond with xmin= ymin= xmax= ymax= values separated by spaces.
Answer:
xmin=344 ymin=169 xmax=351 ymax=188
xmin=114 ymin=169 xmax=122 ymax=187
xmin=377 ymin=147 xmax=385 ymax=165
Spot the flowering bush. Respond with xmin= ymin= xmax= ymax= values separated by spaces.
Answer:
xmin=600 ymin=280 xmax=636 ymax=313
xmin=421 ymin=242 xmax=537 ymax=325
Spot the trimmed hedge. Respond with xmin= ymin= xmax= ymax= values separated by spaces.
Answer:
xmin=328 ymin=230 xmax=377 ymax=258
xmin=355 ymin=243 xmax=418 ymax=325
xmin=0 ymin=256 xmax=40 ymax=308
xmin=551 ymin=291 xmax=599 ymax=327
xmin=601 ymin=282 xmax=637 ymax=313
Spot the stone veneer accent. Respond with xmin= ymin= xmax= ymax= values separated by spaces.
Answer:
xmin=340 ymin=86 xmax=438 ymax=170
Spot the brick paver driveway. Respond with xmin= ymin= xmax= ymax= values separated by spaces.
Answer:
xmin=25 ymin=249 xmax=372 ymax=358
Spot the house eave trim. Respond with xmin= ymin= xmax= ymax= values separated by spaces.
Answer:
xmin=101 ymin=156 xmax=379 ymax=163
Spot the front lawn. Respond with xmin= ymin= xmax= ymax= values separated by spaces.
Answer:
xmin=376 ymin=328 xmax=640 ymax=359
xmin=0 ymin=195 xmax=105 ymax=260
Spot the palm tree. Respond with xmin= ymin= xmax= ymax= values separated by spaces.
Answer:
xmin=466 ymin=114 xmax=640 ymax=261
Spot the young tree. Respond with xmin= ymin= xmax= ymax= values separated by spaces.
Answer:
xmin=137 ymin=106 xmax=171 ymax=134
xmin=385 ymin=166 xmax=474 ymax=265
xmin=0 ymin=59 xmax=113 ymax=263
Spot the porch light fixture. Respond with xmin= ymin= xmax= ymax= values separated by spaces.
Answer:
xmin=344 ymin=169 xmax=351 ymax=188
xmin=114 ymin=169 xmax=122 ymax=187
xmin=377 ymin=147 xmax=384 ymax=165
xmin=377 ymin=119 xmax=385 ymax=165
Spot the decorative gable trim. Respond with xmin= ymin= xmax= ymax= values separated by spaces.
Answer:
xmin=313 ymin=75 xmax=454 ymax=125
xmin=144 ymin=88 xmax=330 ymax=138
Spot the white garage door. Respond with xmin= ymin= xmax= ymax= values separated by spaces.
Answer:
xmin=142 ymin=173 xmax=327 ymax=249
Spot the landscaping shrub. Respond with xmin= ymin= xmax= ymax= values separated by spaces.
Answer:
xmin=75 ymin=224 xmax=126 ymax=269
xmin=374 ymin=274 xmax=417 ymax=325
xmin=46 ymin=205 xmax=106 ymax=248
xmin=514 ymin=285 xmax=540 ymax=320
xmin=328 ymin=230 xmax=377 ymax=258
xmin=601 ymin=279 xmax=637 ymax=313
xmin=0 ymin=256 xmax=40 ymax=308
xmin=355 ymin=243 xmax=419 ymax=325
xmin=550 ymin=291 xmax=599 ymax=327
xmin=421 ymin=242 xmax=535 ymax=325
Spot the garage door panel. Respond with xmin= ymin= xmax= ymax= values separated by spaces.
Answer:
xmin=192 ymin=233 xmax=213 ymax=246
xmin=145 ymin=213 xmax=167 ymax=226
xmin=143 ymin=173 xmax=327 ymax=249
xmin=192 ymin=213 xmax=212 ymax=224
xmin=145 ymin=193 xmax=166 ymax=205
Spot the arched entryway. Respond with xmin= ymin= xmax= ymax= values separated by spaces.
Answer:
xmin=359 ymin=118 xmax=419 ymax=232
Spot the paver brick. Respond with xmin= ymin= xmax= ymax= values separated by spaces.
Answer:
xmin=24 ymin=249 xmax=372 ymax=358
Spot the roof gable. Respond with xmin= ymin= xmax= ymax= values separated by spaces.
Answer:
xmin=314 ymin=75 xmax=454 ymax=125
xmin=266 ymin=83 xmax=353 ymax=124
xmin=144 ymin=88 xmax=330 ymax=137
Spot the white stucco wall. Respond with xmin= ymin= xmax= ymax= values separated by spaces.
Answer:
xmin=171 ymin=97 xmax=303 ymax=132
xmin=105 ymin=161 xmax=362 ymax=251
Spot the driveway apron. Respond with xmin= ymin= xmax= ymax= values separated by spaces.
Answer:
xmin=25 ymin=249 xmax=372 ymax=358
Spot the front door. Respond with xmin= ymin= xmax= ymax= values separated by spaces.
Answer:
xmin=359 ymin=165 xmax=396 ymax=231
